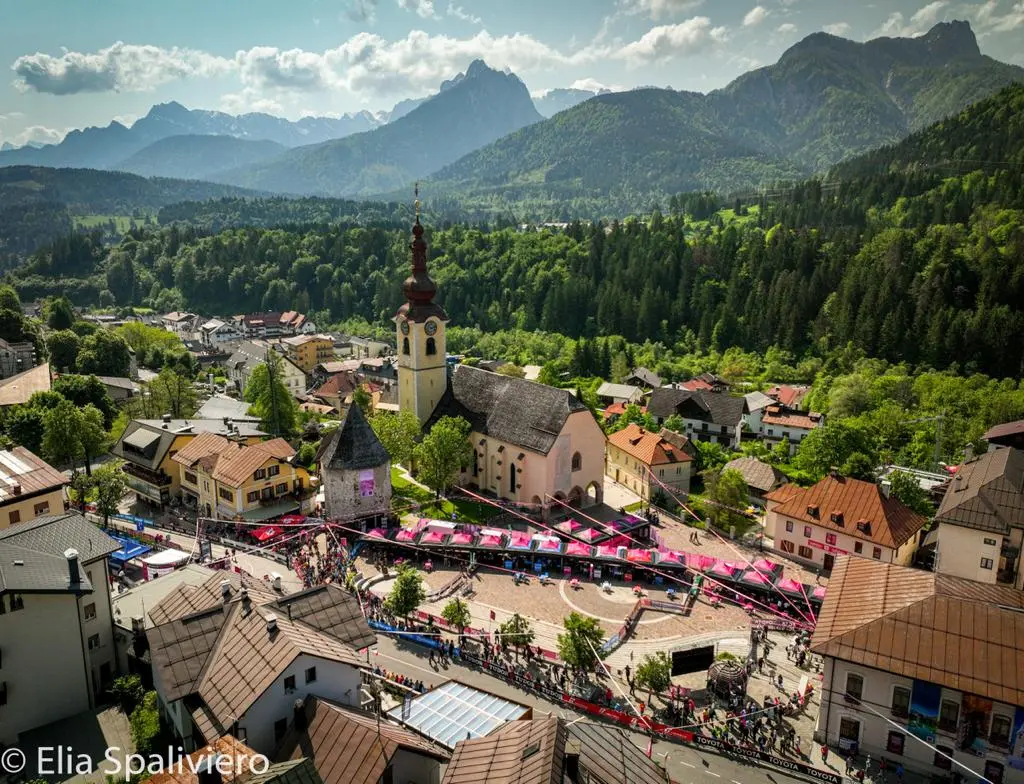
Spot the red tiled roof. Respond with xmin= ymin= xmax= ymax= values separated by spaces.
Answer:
xmin=766 ymin=384 xmax=810 ymax=408
xmin=603 ymin=402 xmax=647 ymax=418
xmin=761 ymin=406 xmax=823 ymax=430
xmin=771 ymin=475 xmax=927 ymax=549
xmin=313 ymin=373 xmax=357 ymax=398
xmin=678 ymin=379 xmax=713 ymax=391
xmin=607 ymin=423 xmax=692 ymax=466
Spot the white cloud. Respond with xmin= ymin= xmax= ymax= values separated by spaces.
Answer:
xmin=743 ymin=5 xmax=769 ymax=26
xmin=570 ymin=77 xmax=621 ymax=92
xmin=823 ymin=21 xmax=851 ymax=36
xmin=446 ymin=3 xmax=481 ymax=24
xmin=972 ymin=0 xmax=1024 ymax=32
xmin=219 ymin=88 xmax=285 ymax=115
xmin=11 ymin=41 xmax=231 ymax=95
xmin=4 ymin=125 xmax=66 ymax=146
xmin=397 ymin=0 xmax=437 ymax=19
xmin=869 ymin=1 xmax=948 ymax=38
xmin=9 ymin=22 xmax=729 ymax=106
xmin=616 ymin=17 xmax=729 ymax=64
xmin=621 ymin=0 xmax=705 ymax=21
xmin=776 ymin=22 xmax=798 ymax=34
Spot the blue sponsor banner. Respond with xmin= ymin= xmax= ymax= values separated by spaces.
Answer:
xmin=908 ymin=680 xmax=941 ymax=743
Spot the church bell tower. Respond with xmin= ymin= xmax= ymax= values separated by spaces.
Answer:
xmin=395 ymin=185 xmax=448 ymax=426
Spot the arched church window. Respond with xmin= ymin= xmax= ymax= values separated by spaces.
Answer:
xmin=426 ymin=337 xmax=437 ymax=355
xmin=402 ymin=337 xmax=410 ymax=355
xmin=571 ymin=452 xmax=582 ymax=472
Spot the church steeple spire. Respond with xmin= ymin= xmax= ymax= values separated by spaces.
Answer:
xmin=402 ymin=182 xmax=441 ymax=313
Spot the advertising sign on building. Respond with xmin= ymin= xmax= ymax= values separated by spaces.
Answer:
xmin=359 ymin=469 xmax=375 ymax=497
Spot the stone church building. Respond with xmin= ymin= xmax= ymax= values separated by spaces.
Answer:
xmin=394 ymin=211 xmax=606 ymax=516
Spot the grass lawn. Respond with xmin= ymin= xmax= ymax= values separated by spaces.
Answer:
xmin=624 ymin=501 xmax=644 ymax=512
xmin=390 ymin=467 xmax=500 ymax=523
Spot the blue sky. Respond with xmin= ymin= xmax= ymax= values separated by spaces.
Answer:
xmin=1 ymin=0 xmax=1022 ymax=146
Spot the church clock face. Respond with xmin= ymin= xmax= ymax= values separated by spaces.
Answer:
xmin=400 ymin=319 xmax=410 ymax=335
xmin=424 ymin=320 xmax=438 ymax=336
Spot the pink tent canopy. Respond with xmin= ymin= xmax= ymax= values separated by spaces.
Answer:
xmin=658 ymin=550 xmax=684 ymax=565
xmin=279 ymin=515 xmax=306 ymax=526
xmin=627 ymin=548 xmax=654 ymax=563
xmin=596 ymin=544 xmax=620 ymax=559
xmin=557 ymin=519 xmax=583 ymax=533
xmin=365 ymin=528 xmax=387 ymax=539
xmin=478 ymin=534 xmax=502 ymax=548
xmin=566 ymin=541 xmax=592 ymax=557
xmin=810 ymin=586 xmax=826 ymax=601
xmin=604 ymin=535 xmax=632 ymax=548
xmin=738 ymin=568 xmax=771 ymax=586
xmin=708 ymin=561 xmax=739 ymax=580
xmin=450 ymin=532 xmax=474 ymax=546
xmin=508 ymin=533 xmax=532 ymax=549
xmin=685 ymin=553 xmax=716 ymax=570
xmin=775 ymin=577 xmax=804 ymax=595
xmin=538 ymin=538 xmax=562 ymax=552
xmin=606 ymin=520 xmax=626 ymax=531
xmin=576 ymin=528 xmax=601 ymax=542
xmin=253 ymin=525 xmax=282 ymax=542
xmin=751 ymin=557 xmax=782 ymax=574
xmin=394 ymin=529 xmax=417 ymax=542
xmin=419 ymin=530 xmax=447 ymax=545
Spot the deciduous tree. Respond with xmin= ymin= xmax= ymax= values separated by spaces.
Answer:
xmin=441 ymin=598 xmax=472 ymax=639
xmin=93 ymin=462 xmax=129 ymax=527
xmin=245 ymin=351 xmax=298 ymax=437
xmin=371 ymin=410 xmax=421 ymax=466
xmin=497 ymin=613 xmax=535 ymax=660
xmin=414 ymin=416 xmax=473 ymax=498
xmin=634 ymin=651 xmax=672 ymax=701
xmin=384 ymin=564 xmax=426 ymax=621
xmin=556 ymin=612 xmax=605 ymax=673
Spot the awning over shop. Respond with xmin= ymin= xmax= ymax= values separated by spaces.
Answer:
xmin=239 ymin=500 xmax=300 ymax=522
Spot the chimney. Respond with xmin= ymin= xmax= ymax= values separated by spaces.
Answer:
xmin=265 ymin=613 xmax=278 ymax=633
xmin=65 ymin=548 xmax=81 ymax=585
xmin=220 ymin=580 xmax=232 ymax=599
xmin=11 ymin=483 xmax=21 ymax=496
xmin=563 ymin=739 xmax=582 ymax=783
xmin=194 ymin=754 xmax=223 ymax=784
xmin=964 ymin=443 xmax=975 ymax=463
xmin=293 ymin=698 xmax=307 ymax=731
xmin=271 ymin=572 xmax=282 ymax=591
xmin=162 ymin=413 xmax=172 ymax=423
xmin=880 ymin=482 xmax=890 ymax=499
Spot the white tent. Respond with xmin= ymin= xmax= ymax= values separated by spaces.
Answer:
xmin=141 ymin=548 xmax=191 ymax=579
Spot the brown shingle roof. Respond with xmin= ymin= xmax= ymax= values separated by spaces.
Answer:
xmin=0 ymin=446 xmax=67 ymax=501
xmin=810 ymin=556 xmax=1024 ymax=705
xmin=172 ymin=434 xmax=296 ymax=488
xmin=278 ymin=697 xmax=449 ymax=784
xmin=934 ymin=447 xmax=1024 ymax=535
xmin=442 ymin=718 xmax=670 ymax=784
xmin=982 ymin=420 xmax=1024 ymax=441
xmin=442 ymin=717 xmax=564 ymax=784
xmin=148 ymin=574 xmax=374 ymax=731
xmin=771 ymin=475 xmax=927 ymax=549
xmin=0 ymin=363 xmax=51 ymax=407
xmin=149 ymin=735 xmax=261 ymax=784
xmin=722 ymin=456 xmax=788 ymax=494
xmin=766 ymin=384 xmax=810 ymax=408
xmin=607 ymin=423 xmax=692 ymax=467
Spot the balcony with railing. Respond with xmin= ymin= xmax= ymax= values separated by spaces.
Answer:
xmin=122 ymin=462 xmax=172 ymax=488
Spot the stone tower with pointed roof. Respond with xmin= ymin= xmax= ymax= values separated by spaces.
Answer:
xmin=316 ymin=403 xmax=392 ymax=527
xmin=395 ymin=188 xmax=449 ymax=426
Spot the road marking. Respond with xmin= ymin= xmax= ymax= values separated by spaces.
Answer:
xmin=704 ymin=772 xmax=720 ymax=778
xmin=732 ymin=779 xmax=743 ymax=783
xmin=680 ymin=761 xmax=695 ymax=768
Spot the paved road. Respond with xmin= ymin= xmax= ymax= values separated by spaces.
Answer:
xmin=370 ymin=635 xmax=811 ymax=784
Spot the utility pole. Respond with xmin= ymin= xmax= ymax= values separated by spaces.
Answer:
xmin=266 ymin=349 xmax=281 ymax=437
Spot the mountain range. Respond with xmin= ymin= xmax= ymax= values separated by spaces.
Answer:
xmin=1 ymin=21 xmax=1021 ymax=212
xmin=428 ymin=21 xmax=1024 ymax=210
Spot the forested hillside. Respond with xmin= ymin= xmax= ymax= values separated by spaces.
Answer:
xmin=13 ymin=85 xmax=1024 ymax=379
xmin=0 ymin=166 xmax=264 ymax=269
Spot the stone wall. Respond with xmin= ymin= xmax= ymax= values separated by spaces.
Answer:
xmin=322 ymin=462 xmax=392 ymax=523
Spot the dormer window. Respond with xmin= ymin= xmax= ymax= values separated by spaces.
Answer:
xmin=807 ymin=504 xmax=820 ymax=518
xmin=856 ymin=520 xmax=872 ymax=535
xmin=830 ymin=512 xmax=844 ymax=526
